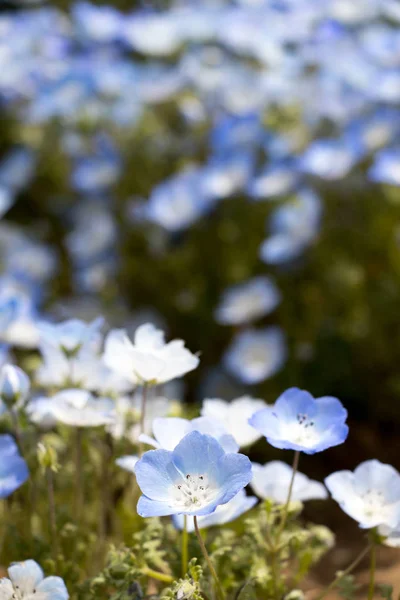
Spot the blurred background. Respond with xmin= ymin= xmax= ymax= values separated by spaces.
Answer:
xmin=1 ymin=0 xmax=400 ymax=493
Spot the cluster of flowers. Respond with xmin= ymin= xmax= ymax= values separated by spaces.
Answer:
xmin=1 ymin=0 xmax=400 ymax=394
xmin=0 ymin=317 xmax=399 ymax=598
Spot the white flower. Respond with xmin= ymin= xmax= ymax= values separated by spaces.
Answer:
xmin=0 ymin=364 xmax=30 ymax=408
xmin=172 ymin=490 xmax=257 ymax=531
xmin=103 ymin=323 xmax=199 ymax=385
xmin=139 ymin=416 xmax=239 ymax=453
xmin=250 ymin=461 xmax=327 ymax=503
xmin=201 ymin=396 xmax=267 ymax=447
xmin=325 ymin=459 xmax=400 ymax=529
xmin=107 ymin=393 xmax=174 ymax=441
xmin=0 ymin=559 xmax=68 ymax=599
xmin=215 ymin=277 xmax=281 ymax=326
xmin=115 ymin=455 xmax=139 ymax=473
xmin=38 ymin=317 xmax=104 ymax=356
xmin=26 ymin=396 xmax=57 ymax=429
xmin=50 ymin=389 xmax=115 ymax=428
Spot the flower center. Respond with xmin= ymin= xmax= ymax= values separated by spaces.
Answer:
xmin=290 ymin=413 xmax=319 ymax=446
xmin=173 ymin=473 xmax=214 ymax=510
xmin=362 ymin=489 xmax=387 ymax=519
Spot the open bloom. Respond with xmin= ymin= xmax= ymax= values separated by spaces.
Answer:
xmin=249 ymin=387 xmax=348 ymax=454
xmin=0 ymin=559 xmax=68 ymax=599
xmin=103 ymin=323 xmax=199 ymax=385
xmin=38 ymin=317 xmax=103 ymax=356
xmin=50 ymin=389 xmax=115 ymax=427
xmin=214 ymin=276 xmax=281 ymax=326
xmin=223 ymin=327 xmax=286 ymax=384
xmin=0 ymin=435 xmax=29 ymax=498
xmin=135 ymin=431 xmax=252 ymax=517
xmin=173 ymin=489 xmax=257 ymax=532
xmin=139 ymin=416 xmax=239 ymax=453
xmin=250 ymin=461 xmax=327 ymax=503
xmin=201 ymin=396 xmax=267 ymax=448
xmin=325 ymin=460 xmax=400 ymax=529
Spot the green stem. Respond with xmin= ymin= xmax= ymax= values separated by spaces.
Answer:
xmin=182 ymin=515 xmax=189 ymax=577
xmin=138 ymin=384 xmax=148 ymax=456
xmin=75 ymin=428 xmax=84 ymax=523
xmin=142 ymin=567 xmax=174 ymax=583
xmin=46 ymin=468 xmax=58 ymax=561
xmin=315 ymin=543 xmax=371 ymax=600
xmin=194 ymin=516 xmax=224 ymax=600
xmin=368 ymin=543 xmax=376 ymax=600
xmin=277 ymin=450 xmax=300 ymax=539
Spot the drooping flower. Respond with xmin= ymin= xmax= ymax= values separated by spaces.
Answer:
xmin=325 ymin=459 xmax=400 ymax=529
xmin=139 ymin=416 xmax=238 ymax=453
xmin=50 ymin=389 xmax=115 ymax=428
xmin=103 ymin=323 xmax=199 ymax=385
xmin=135 ymin=431 xmax=252 ymax=517
xmin=223 ymin=327 xmax=286 ymax=385
xmin=214 ymin=276 xmax=281 ymax=326
xmin=201 ymin=396 xmax=267 ymax=448
xmin=0 ymin=364 xmax=30 ymax=409
xmin=249 ymin=387 xmax=348 ymax=454
xmin=0 ymin=435 xmax=29 ymax=498
xmin=250 ymin=461 xmax=327 ymax=503
xmin=172 ymin=489 xmax=257 ymax=532
xmin=0 ymin=559 xmax=68 ymax=599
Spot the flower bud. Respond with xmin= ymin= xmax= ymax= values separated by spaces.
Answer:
xmin=37 ymin=442 xmax=59 ymax=473
xmin=284 ymin=591 xmax=305 ymax=600
xmin=0 ymin=365 xmax=30 ymax=408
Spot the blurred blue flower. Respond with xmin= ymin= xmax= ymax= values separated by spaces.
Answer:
xmin=172 ymin=489 xmax=257 ymax=531
xmin=0 ymin=434 xmax=29 ymax=498
xmin=146 ymin=169 xmax=214 ymax=232
xmin=248 ymin=162 xmax=298 ymax=200
xmin=0 ymin=298 xmax=18 ymax=334
xmin=297 ymin=139 xmax=360 ymax=180
xmin=325 ymin=460 xmax=400 ymax=529
xmin=38 ymin=317 xmax=103 ymax=357
xmin=368 ymin=148 xmax=400 ymax=186
xmin=249 ymin=387 xmax=348 ymax=454
xmin=50 ymin=389 xmax=115 ymax=428
xmin=223 ymin=326 xmax=286 ymax=385
xmin=215 ymin=276 xmax=281 ymax=326
xmin=260 ymin=189 xmax=322 ymax=264
xmin=73 ymin=2 xmax=123 ymax=43
xmin=135 ymin=431 xmax=252 ymax=517
xmin=251 ymin=460 xmax=327 ymax=503
xmin=123 ymin=11 xmax=183 ymax=56
xmin=0 ymin=559 xmax=68 ymax=599
xmin=139 ymin=416 xmax=239 ymax=453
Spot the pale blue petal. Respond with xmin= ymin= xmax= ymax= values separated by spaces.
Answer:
xmin=134 ymin=449 xmax=180 ymax=500
xmin=137 ymin=495 xmax=182 ymax=518
xmin=9 ymin=561 xmax=43 ymax=595
xmin=248 ymin=407 xmax=281 ymax=438
xmin=315 ymin=397 xmax=348 ymax=428
xmin=172 ymin=431 xmax=225 ymax=479
xmin=274 ymin=388 xmax=317 ymax=422
xmin=35 ymin=576 xmax=69 ymax=600
xmin=216 ymin=453 xmax=253 ymax=505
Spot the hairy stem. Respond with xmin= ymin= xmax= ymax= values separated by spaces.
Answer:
xmin=182 ymin=515 xmax=189 ymax=577
xmin=316 ymin=543 xmax=371 ymax=600
xmin=194 ymin=516 xmax=224 ymax=600
xmin=142 ymin=568 xmax=174 ymax=583
xmin=46 ymin=468 xmax=58 ymax=561
xmin=368 ymin=543 xmax=376 ymax=600
xmin=75 ymin=428 xmax=84 ymax=523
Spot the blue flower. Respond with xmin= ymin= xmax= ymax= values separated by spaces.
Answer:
xmin=215 ymin=276 xmax=281 ymax=326
xmin=297 ymin=138 xmax=360 ymax=180
xmin=0 ymin=434 xmax=29 ymax=498
xmin=172 ymin=489 xmax=257 ymax=532
xmin=249 ymin=388 xmax=348 ymax=454
xmin=368 ymin=148 xmax=400 ymax=186
xmin=0 ymin=559 xmax=68 ymax=599
xmin=223 ymin=327 xmax=286 ymax=385
xmin=135 ymin=431 xmax=252 ymax=517
xmin=0 ymin=298 xmax=18 ymax=334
